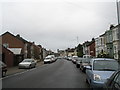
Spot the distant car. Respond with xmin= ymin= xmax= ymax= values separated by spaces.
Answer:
xmin=67 ymin=56 xmax=72 ymax=61
xmin=104 ymin=70 xmax=120 ymax=90
xmin=86 ymin=58 xmax=119 ymax=88
xmin=76 ymin=58 xmax=82 ymax=68
xmin=48 ymin=55 xmax=56 ymax=62
xmin=44 ymin=56 xmax=53 ymax=64
xmin=83 ymin=55 xmax=92 ymax=58
xmin=72 ymin=56 xmax=78 ymax=64
xmin=0 ymin=61 xmax=7 ymax=77
xmin=19 ymin=59 xmax=36 ymax=69
xmin=80 ymin=58 xmax=91 ymax=72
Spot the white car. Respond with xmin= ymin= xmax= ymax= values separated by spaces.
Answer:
xmin=83 ymin=55 xmax=92 ymax=58
xmin=44 ymin=56 xmax=53 ymax=64
xmin=19 ymin=59 xmax=37 ymax=69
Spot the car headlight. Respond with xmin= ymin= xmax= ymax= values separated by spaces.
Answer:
xmin=93 ymin=74 xmax=101 ymax=81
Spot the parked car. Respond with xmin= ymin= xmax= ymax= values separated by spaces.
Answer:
xmin=44 ymin=56 xmax=53 ymax=64
xmin=18 ymin=59 xmax=37 ymax=69
xmin=72 ymin=56 xmax=78 ymax=64
xmin=76 ymin=58 xmax=82 ymax=68
xmin=0 ymin=61 xmax=7 ymax=77
xmin=67 ymin=56 xmax=72 ymax=61
xmin=86 ymin=58 xmax=119 ymax=88
xmin=44 ymin=56 xmax=52 ymax=64
xmin=83 ymin=55 xmax=92 ymax=58
xmin=80 ymin=58 xmax=91 ymax=72
xmin=103 ymin=70 xmax=120 ymax=90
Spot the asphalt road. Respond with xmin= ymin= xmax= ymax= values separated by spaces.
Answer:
xmin=2 ymin=59 xmax=90 ymax=88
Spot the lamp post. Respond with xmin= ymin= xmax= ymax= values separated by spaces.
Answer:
xmin=116 ymin=0 xmax=120 ymax=24
xmin=116 ymin=0 xmax=120 ymax=62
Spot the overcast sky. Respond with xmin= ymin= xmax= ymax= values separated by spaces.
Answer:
xmin=1 ymin=0 xmax=119 ymax=52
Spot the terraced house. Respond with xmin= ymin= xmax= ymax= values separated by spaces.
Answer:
xmin=1 ymin=32 xmax=43 ymax=66
xmin=112 ymin=24 xmax=120 ymax=60
xmin=95 ymin=24 xmax=120 ymax=62
xmin=105 ymin=26 xmax=114 ymax=59
xmin=95 ymin=33 xmax=107 ymax=57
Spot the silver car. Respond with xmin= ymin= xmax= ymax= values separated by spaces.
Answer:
xmin=44 ymin=56 xmax=53 ymax=64
xmin=86 ymin=58 xmax=119 ymax=88
xmin=19 ymin=59 xmax=37 ymax=69
xmin=80 ymin=58 xmax=91 ymax=72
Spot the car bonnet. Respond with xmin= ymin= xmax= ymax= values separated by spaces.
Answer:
xmin=93 ymin=70 xmax=115 ymax=81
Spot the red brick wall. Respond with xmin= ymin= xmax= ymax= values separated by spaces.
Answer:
xmin=2 ymin=33 xmax=24 ymax=48
xmin=2 ymin=47 xmax=14 ymax=67
xmin=33 ymin=45 xmax=40 ymax=59
xmin=90 ymin=42 xmax=96 ymax=57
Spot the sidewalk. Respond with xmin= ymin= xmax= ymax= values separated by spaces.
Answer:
xmin=6 ymin=61 xmax=44 ymax=76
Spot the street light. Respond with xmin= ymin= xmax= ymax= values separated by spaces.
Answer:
xmin=116 ymin=0 xmax=120 ymax=62
xmin=116 ymin=0 xmax=120 ymax=24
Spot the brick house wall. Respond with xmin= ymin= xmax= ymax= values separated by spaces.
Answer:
xmin=2 ymin=32 xmax=25 ymax=54
xmin=2 ymin=46 xmax=14 ymax=67
xmin=89 ymin=41 xmax=96 ymax=57
xmin=33 ymin=44 xmax=41 ymax=60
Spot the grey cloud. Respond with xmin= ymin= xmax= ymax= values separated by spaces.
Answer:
xmin=2 ymin=1 xmax=118 ymax=52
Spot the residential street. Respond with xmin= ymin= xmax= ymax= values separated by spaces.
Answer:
xmin=2 ymin=59 xmax=89 ymax=88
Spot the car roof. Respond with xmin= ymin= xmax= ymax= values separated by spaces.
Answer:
xmin=83 ymin=55 xmax=91 ymax=56
xmin=91 ymin=58 xmax=117 ymax=61
xmin=23 ymin=59 xmax=33 ymax=60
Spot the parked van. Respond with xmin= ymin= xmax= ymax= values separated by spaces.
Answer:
xmin=44 ymin=55 xmax=55 ymax=64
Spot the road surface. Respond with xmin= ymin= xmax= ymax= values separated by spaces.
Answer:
xmin=2 ymin=59 xmax=90 ymax=88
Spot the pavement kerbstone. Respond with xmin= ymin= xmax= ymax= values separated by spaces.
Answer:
xmin=6 ymin=61 xmax=44 ymax=76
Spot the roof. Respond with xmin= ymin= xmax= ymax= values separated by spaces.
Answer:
xmin=91 ymin=58 xmax=116 ymax=61
xmin=16 ymin=34 xmax=28 ymax=43
xmin=8 ymin=48 xmax=22 ymax=55
xmin=82 ymin=41 xmax=91 ymax=46
xmin=66 ymin=48 xmax=76 ymax=52
xmin=1 ymin=31 xmax=28 ymax=43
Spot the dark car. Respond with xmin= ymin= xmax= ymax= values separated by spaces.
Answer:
xmin=0 ymin=61 xmax=7 ymax=77
xmin=104 ymin=70 xmax=120 ymax=90
xmin=76 ymin=58 xmax=82 ymax=68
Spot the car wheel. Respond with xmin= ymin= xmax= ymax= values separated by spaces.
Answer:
xmin=86 ymin=78 xmax=88 ymax=84
xmin=76 ymin=65 xmax=79 ymax=68
xmin=29 ymin=65 xmax=32 ymax=69
xmin=82 ymin=68 xmax=85 ymax=73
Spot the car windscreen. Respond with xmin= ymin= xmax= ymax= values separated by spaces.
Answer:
xmin=23 ymin=59 xmax=32 ymax=62
xmin=93 ymin=60 xmax=119 ymax=71
xmin=76 ymin=59 xmax=81 ymax=62
xmin=82 ymin=59 xmax=90 ymax=63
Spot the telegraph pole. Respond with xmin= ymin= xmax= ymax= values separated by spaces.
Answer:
xmin=116 ymin=0 xmax=120 ymax=62
xmin=116 ymin=0 xmax=120 ymax=24
xmin=76 ymin=36 xmax=79 ymax=45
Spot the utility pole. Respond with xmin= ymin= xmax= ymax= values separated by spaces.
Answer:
xmin=116 ymin=0 xmax=120 ymax=24
xmin=76 ymin=36 xmax=79 ymax=45
xmin=116 ymin=0 xmax=120 ymax=62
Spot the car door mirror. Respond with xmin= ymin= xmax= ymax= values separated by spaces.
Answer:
xmin=86 ymin=66 xmax=92 ymax=70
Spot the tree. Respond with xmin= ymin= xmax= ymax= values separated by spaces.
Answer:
xmin=76 ymin=44 xmax=83 ymax=57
